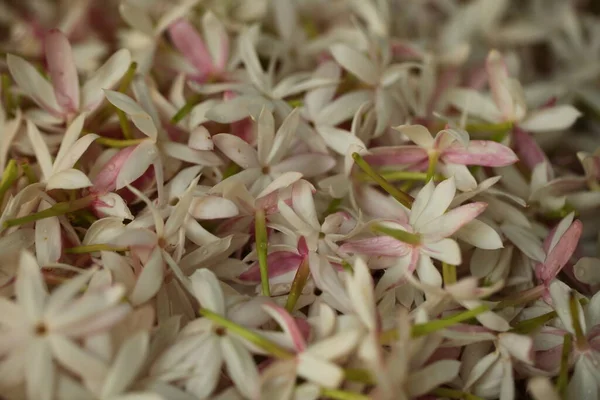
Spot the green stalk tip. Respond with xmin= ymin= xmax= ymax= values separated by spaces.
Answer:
xmin=352 ymin=152 xmax=414 ymax=208
xmin=255 ymin=209 xmax=271 ymax=297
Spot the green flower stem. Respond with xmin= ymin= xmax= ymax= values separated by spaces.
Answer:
xmin=443 ymin=262 xmax=457 ymax=286
xmin=285 ymin=257 xmax=310 ymax=312
xmin=372 ymin=224 xmax=421 ymax=245
xmin=222 ymin=162 xmax=241 ymax=179
xmin=352 ymin=152 xmax=414 ymax=208
xmin=426 ymin=152 xmax=439 ymax=182
xmin=255 ymin=208 xmax=271 ymax=296
xmin=341 ymin=260 xmax=354 ymax=273
xmin=343 ymin=368 xmax=374 ymax=384
xmin=324 ymin=197 xmax=342 ymax=216
xmin=118 ymin=62 xmax=138 ymax=93
xmin=95 ymin=137 xmax=147 ymax=148
xmin=431 ymin=388 xmax=485 ymax=400
xmin=358 ymin=170 xmax=443 ymax=183
xmin=495 ymin=285 xmax=545 ymax=309
xmin=0 ymin=160 xmax=20 ymax=205
xmin=200 ymin=309 xmax=375 ymax=388
xmin=65 ymin=244 xmax=129 ymax=254
xmin=3 ymin=195 xmax=94 ymax=228
xmin=320 ymin=388 xmax=369 ymax=400
xmin=465 ymin=121 xmax=513 ymax=134
xmin=569 ymin=293 xmax=589 ymax=350
xmin=115 ymin=62 xmax=138 ymax=140
xmin=116 ymin=109 xmax=133 ymax=140
xmin=20 ymin=161 xmax=37 ymax=184
xmin=510 ymin=311 xmax=558 ymax=334
xmin=287 ymin=98 xmax=303 ymax=108
xmin=556 ymin=333 xmax=572 ymax=398
xmin=171 ymin=94 xmax=203 ymax=124
xmin=199 ymin=308 xmax=293 ymax=359
xmin=380 ymin=305 xmax=490 ymax=344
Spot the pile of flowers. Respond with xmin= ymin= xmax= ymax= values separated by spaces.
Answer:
xmin=1 ymin=0 xmax=600 ymax=399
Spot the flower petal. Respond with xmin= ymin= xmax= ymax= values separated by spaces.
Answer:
xmin=442 ymin=141 xmax=518 ymax=167
xmin=330 ymin=44 xmax=378 ymax=86
xmin=421 ymin=202 xmax=487 ymax=241
xmin=168 ymin=18 xmax=214 ymax=78
xmin=81 ymin=49 xmax=131 ymax=112
xmin=101 ymin=331 xmax=149 ymax=398
xmin=46 ymin=169 xmax=93 ymax=190
xmin=213 ymin=133 xmax=260 ymax=168
xmin=45 ymin=29 xmax=80 ymax=112
xmin=129 ymin=247 xmax=164 ymax=306
xmin=520 ymin=105 xmax=582 ymax=132
xmin=221 ymin=336 xmax=260 ymax=399
xmin=8 ymin=54 xmax=61 ymax=114
xmin=190 ymin=268 xmax=225 ymax=315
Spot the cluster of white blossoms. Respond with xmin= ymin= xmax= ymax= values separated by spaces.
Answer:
xmin=1 ymin=0 xmax=600 ymax=399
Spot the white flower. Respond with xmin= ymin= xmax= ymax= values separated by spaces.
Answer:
xmin=0 ymin=251 xmax=130 ymax=399
xmin=150 ymin=269 xmax=267 ymax=399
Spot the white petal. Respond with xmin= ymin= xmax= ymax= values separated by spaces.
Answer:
xmin=50 ymin=335 xmax=108 ymax=382
xmin=46 ymin=169 xmax=93 ymax=190
xmin=500 ymin=224 xmax=545 ymax=262
xmin=412 ymin=177 xmax=456 ymax=229
xmin=329 ymin=44 xmax=378 ymax=86
xmin=16 ymin=251 xmax=47 ymax=322
xmin=35 ymin=206 xmax=62 ymax=265
xmin=26 ymin=340 xmax=55 ymax=400
xmin=205 ymin=95 xmax=272 ymax=123
xmin=297 ymin=352 xmax=344 ymax=388
xmin=8 ymin=54 xmax=61 ymax=114
xmin=54 ymin=114 xmax=87 ymax=170
xmin=213 ymin=134 xmax=260 ymax=168
xmin=26 ymin=120 xmax=54 ymax=181
xmin=456 ymin=219 xmax=504 ymax=250
xmin=129 ymin=247 xmax=164 ymax=306
xmin=101 ymin=331 xmax=149 ymax=398
xmin=81 ymin=49 xmax=132 ymax=112
xmin=190 ymin=269 xmax=225 ymax=315
xmin=188 ymin=126 xmax=214 ymax=151
xmin=408 ymin=360 xmax=460 ymax=397
xmin=190 ymin=196 xmax=239 ymax=220
xmin=520 ymin=105 xmax=582 ymax=132
xmin=416 ymin=255 xmax=443 ymax=287
xmin=104 ymin=90 xmax=157 ymax=140
xmin=422 ymin=238 xmax=462 ymax=265
xmin=316 ymin=126 xmax=365 ymax=155
xmin=267 ymin=108 xmax=301 ymax=165
xmin=54 ymin=133 xmax=99 ymax=173
xmin=221 ymin=337 xmax=260 ymax=399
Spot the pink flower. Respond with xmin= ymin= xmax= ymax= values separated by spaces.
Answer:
xmin=167 ymin=12 xmax=230 ymax=83
xmin=8 ymin=29 xmax=131 ymax=121
xmin=365 ymin=124 xmax=518 ymax=191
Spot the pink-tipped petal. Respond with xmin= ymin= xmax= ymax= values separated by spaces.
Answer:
xmin=45 ymin=29 xmax=80 ymax=112
xmin=364 ymin=146 xmax=428 ymax=167
xmin=238 ymin=252 xmax=303 ymax=282
xmin=537 ymin=220 xmax=582 ymax=284
xmin=168 ymin=19 xmax=214 ymax=79
xmin=262 ymin=303 xmax=306 ymax=352
xmin=340 ymin=236 xmax=411 ymax=257
xmin=91 ymin=146 xmax=136 ymax=194
xmin=442 ymin=141 xmax=518 ymax=167
xmin=512 ymin=127 xmax=547 ymax=171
